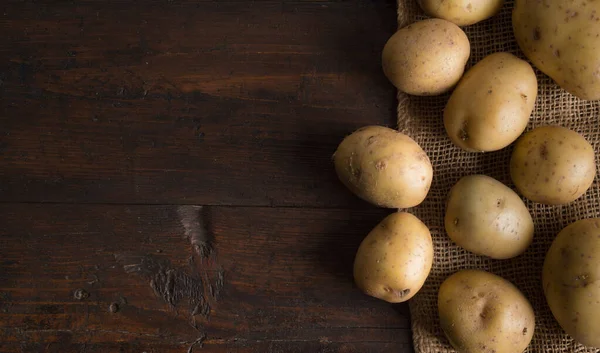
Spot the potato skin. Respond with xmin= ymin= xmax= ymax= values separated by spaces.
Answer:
xmin=510 ymin=126 xmax=596 ymax=205
xmin=382 ymin=19 xmax=470 ymax=96
xmin=418 ymin=0 xmax=503 ymax=26
xmin=513 ymin=0 xmax=600 ymax=100
xmin=444 ymin=52 xmax=537 ymax=152
xmin=445 ymin=175 xmax=534 ymax=259
xmin=438 ymin=270 xmax=535 ymax=353
xmin=543 ymin=219 xmax=600 ymax=348
xmin=333 ymin=126 xmax=433 ymax=209
xmin=354 ymin=212 xmax=433 ymax=303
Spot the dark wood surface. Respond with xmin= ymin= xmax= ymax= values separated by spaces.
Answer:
xmin=0 ymin=1 xmax=412 ymax=352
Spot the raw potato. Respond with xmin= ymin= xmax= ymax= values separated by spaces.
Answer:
xmin=510 ymin=126 xmax=596 ymax=205
xmin=438 ymin=270 xmax=535 ymax=353
xmin=354 ymin=212 xmax=433 ymax=303
xmin=333 ymin=126 xmax=433 ymax=209
xmin=543 ymin=218 xmax=600 ymax=348
xmin=445 ymin=175 xmax=534 ymax=259
xmin=417 ymin=0 xmax=503 ymax=26
xmin=444 ymin=52 xmax=537 ymax=152
xmin=513 ymin=0 xmax=600 ymax=100
xmin=382 ymin=18 xmax=470 ymax=96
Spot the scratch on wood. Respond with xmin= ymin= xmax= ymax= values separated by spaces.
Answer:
xmin=116 ymin=254 xmax=207 ymax=314
xmin=187 ymin=332 xmax=206 ymax=353
xmin=178 ymin=205 xmax=212 ymax=257
xmin=191 ymin=296 xmax=211 ymax=318
xmin=115 ymin=205 xmax=225 ymax=343
xmin=208 ymin=269 xmax=225 ymax=300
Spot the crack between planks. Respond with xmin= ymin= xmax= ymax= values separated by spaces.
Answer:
xmin=15 ymin=328 xmax=207 ymax=346
xmin=201 ymin=337 xmax=411 ymax=344
xmin=0 ymin=201 xmax=387 ymax=212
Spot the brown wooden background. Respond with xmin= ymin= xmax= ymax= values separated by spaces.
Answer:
xmin=0 ymin=1 xmax=412 ymax=352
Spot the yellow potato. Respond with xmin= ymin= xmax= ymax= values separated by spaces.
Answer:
xmin=444 ymin=52 xmax=537 ymax=152
xmin=438 ymin=270 xmax=535 ymax=353
xmin=513 ymin=0 xmax=600 ymax=100
xmin=382 ymin=19 xmax=470 ymax=96
xmin=510 ymin=126 xmax=596 ymax=205
xmin=543 ymin=218 xmax=600 ymax=348
xmin=354 ymin=212 xmax=433 ymax=303
xmin=445 ymin=175 xmax=534 ymax=259
xmin=418 ymin=0 xmax=503 ymax=26
xmin=333 ymin=126 xmax=433 ymax=209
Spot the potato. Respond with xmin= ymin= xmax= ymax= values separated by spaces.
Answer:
xmin=333 ymin=126 xmax=433 ymax=209
xmin=513 ymin=0 xmax=600 ymax=100
xmin=382 ymin=19 xmax=470 ymax=96
xmin=417 ymin=0 xmax=503 ymax=26
xmin=445 ymin=175 xmax=534 ymax=259
xmin=543 ymin=218 xmax=600 ymax=348
xmin=354 ymin=212 xmax=433 ymax=303
xmin=510 ymin=126 xmax=596 ymax=205
xmin=444 ymin=52 xmax=537 ymax=152
xmin=438 ymin=270 xmax=535 ymax=353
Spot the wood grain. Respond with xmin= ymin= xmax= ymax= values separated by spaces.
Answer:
xmin=0 ymin=0 xmax=413 ymax=351
xmin=0 ymin=0 xmax=398 ymax=207
xmin=0 ymin=204 xmax=412 ymax=352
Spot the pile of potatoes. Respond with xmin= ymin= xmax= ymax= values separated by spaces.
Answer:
xmin=333 ymin=0 xmax=600 ymax=351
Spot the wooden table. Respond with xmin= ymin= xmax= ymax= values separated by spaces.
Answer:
xmin=0 ymin=1 xmax=412 ymax=352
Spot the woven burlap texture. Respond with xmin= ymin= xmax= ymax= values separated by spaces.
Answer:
xmin=395 ymin=0 xmax=600 ymax=352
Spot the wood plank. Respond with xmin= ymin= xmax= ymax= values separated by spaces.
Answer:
xmin=0 ymin=0 xmax=398 ymax=207
xmin=1 ymin=341 xmax=410 ymax=353
xmin=0 ymin=204 xmax=412 ymax=352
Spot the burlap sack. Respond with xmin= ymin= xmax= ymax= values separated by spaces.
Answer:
xmin=395 ymin=1 xmax=600 ymax=352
